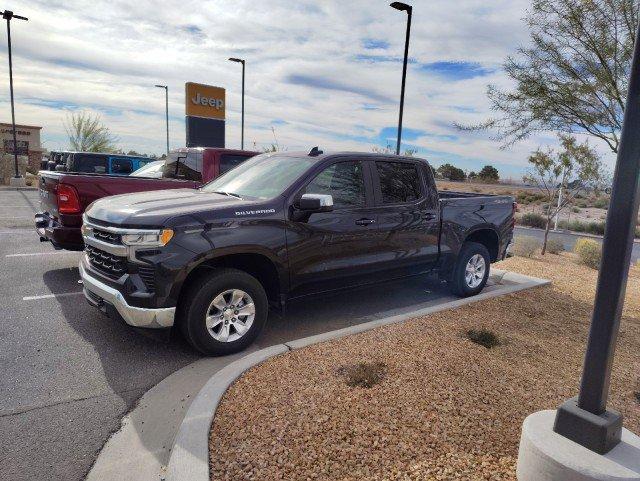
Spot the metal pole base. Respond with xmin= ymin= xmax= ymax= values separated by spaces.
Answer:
xmin=9 ymin=176 xmax=25 ymax=187
xmin=553 ymin=397 xmax=623 ymax=455
xmin=518 ymin=410 xmax=640 ymax=481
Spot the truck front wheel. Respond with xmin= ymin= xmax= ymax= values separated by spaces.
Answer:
xmin=450 ymin=242 xmax=491 ymax=297
xmin=180 ymin=268 xmax=268 ymax=356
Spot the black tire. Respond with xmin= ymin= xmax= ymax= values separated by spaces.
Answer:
xmin=449 ymin=242 xmax=491 ymax=297
xmin=179 ymin=268 xmax=268 ymax=356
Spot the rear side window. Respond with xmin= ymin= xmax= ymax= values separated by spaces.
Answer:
xmin=163 ymin=151 xmax=203 ymax=182
xmin=303 ymin=161 xmax=365 ymax=208
xmin=73 ymin=154 xmax=108 ymax=174
xmin=111 ymin=158 xmax=133 ymax=174
xmin=375 ymin=161 xmax=422 ymax=204
xmin=219 ymin=154 xmax=250 ymax=174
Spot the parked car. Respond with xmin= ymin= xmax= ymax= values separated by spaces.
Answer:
xmin=35 ymin=148 xmax=259 ymax=250
xmin=79 ymin=149 xmax=516 ymax=355
xmin=130 ymin=160 xmax=165 ymax=178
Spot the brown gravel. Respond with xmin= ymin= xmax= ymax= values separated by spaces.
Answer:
xmin=210 ymin=253 xmax=640 ymax=480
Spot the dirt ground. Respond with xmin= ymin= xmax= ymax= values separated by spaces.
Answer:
xmin=209 ymin=254 xmax=640 ymax=480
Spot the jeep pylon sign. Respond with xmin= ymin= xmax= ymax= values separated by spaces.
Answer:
xmin=185 ymin=82 xmax=225 ymax=148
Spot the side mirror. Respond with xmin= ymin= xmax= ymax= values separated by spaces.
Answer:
xmin=299 ymin=193 xmax=333 ymax=212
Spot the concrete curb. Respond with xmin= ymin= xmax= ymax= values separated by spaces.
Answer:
xmin=165 ymin=270 xmax=550 ymax=481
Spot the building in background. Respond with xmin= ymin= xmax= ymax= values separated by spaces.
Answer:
xmin=0 ymin=123 xmax=44 ymax=171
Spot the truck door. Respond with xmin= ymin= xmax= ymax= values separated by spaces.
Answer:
xmin=370 ymin=159 xmax=440 ymax=277
xmin=286 ymin=159 xmax=382 ymax=297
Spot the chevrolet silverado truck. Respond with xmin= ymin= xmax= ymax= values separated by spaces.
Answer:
xmin=79 ymin=149 xmax=515 ymax=356
xmin=35 ymin=147 xmax=258 ymax=250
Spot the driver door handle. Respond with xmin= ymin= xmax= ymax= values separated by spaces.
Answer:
xmin=355 ymin=218 xmax=375 ymax=226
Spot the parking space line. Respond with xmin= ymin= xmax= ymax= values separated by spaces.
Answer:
xmin=6 ymin=252 xmax=77 ymax=258
xmin=23 ymin=292 xmax=84 ymax=301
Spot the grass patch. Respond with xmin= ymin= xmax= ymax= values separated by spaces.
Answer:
xmin=466 ymin=329 xmax=501 ymax=349
xmin=546 ymin=238 xmax=565 ymax=254
xmin=512 ymin=236 xmax=541 ymax=258
xmin=340 ymin=361 xmax=387 ymax=388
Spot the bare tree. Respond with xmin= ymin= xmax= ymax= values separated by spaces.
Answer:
xmin=65 ymin=111 xmax=118 ymax=152
xmin=524 ymin=135 xmax=604 ymax=254
xmin=460 ymin=0 xmax=639 ymax=153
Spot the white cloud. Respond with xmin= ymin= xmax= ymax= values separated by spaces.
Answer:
xmin=0 ymin=0 xmax=617 ymax=175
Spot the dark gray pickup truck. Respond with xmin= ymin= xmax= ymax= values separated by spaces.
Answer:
xmin=79 ymin=150 xmax=515 ymax=355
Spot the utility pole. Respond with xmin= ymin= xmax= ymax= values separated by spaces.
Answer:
xmin=154 ymin=85 xmax=169 ymax=155
xmin=390 ymin=2 xmax=412 ymax=156
xmin=228 ymin=57 xmax=245 ymax=150
xmin=2 ymin=10 xmax=28 ymax=180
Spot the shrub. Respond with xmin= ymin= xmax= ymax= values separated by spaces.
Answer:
xmin=512 ymin=236 xmax=541 ymax=258
xmin=558 ymin=220 xmax=606 ymax=236
xmin=593 ymin=198 xmax=609 ymax=209
xmin=574 ymin=239 xmax=602 ymax=269
xmin=572 ymin=207 xmax=580 ymax=213
xmin=340 ymin=361 xmax=386 ymax=388
xmin=546 ymin=238 xmax=565 ymax=254
xmin=519 ymin=212 xmax=547 ymax=229
xmin=466 ymin=329 xmax=501 ymax=349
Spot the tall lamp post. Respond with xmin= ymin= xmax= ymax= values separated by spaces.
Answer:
xmin=516 ymin=21 xmax=640 ymax=480
xmin=390 ymin=2 xmax=412 ymax=156
xmin=155 ymin=84 xmax=169 ymax=156
xmin=228 ymin=57 xmax=245 ymax=150
xmin=2 ymin=10 xmax=28 ymax=180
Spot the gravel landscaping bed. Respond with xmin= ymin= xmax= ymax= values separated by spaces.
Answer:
xmin=209 ymin=254 xmax=640 ymax=480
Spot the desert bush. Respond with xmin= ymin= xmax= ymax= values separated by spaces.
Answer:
xmin=574 ymin=239 xmax=602 ymax=269
xmin=466 ymin=329 xmax=501 ymax=349
xmin=340 ymin=362 xmax=386 ymax=388
xmin=519 ymin=212 xmax=547 ymax=229
xmin=512 ymin=236 xmax=541 ymax=258
xmin=572 ymin=207 xmax=580 ymax=213
xmin=546 ymin=238 xmax=565 ymax=254
xmin=593 ymin=197 xmax=609 ymax=209
xmin=559 ymin=220 xmax=606 ymax=236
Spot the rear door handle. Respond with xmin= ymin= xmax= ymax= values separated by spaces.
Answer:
xmin=355 ymin=218 xmax=375 ymax=226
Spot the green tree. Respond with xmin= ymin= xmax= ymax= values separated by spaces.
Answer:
xmin=437 ymin=163 xmax=466 ymax=181
xmin=524 ymin=135 xmax=603 ymax=254
xmin=65 ymin=111 xmax=118 ymax=152
xmin=478 ymin=165 xmax=500 ymax=182
xmin=460 ymin=0 xmax=639 ymax=153
xmin=371 ymin=144 xmax=418 ymax=156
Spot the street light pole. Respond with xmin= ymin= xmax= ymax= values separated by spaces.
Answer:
xmin=390 ymin=2 xmax=412 ymax=156
xmin=553 ymin=18 xmax=640 ymax=455
xmin=154 ymin=85 xmax=169 ymax=156
xmin=228 ymin=57 xmax=245 ymax=150
xmin=2 ymin=10 xmax=28 ymax=179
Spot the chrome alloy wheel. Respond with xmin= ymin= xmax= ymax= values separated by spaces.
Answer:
xmin=465 ymin=254 xmax=486 ymax=289
xmin=205 ymin=289 xmax=255 ymax=342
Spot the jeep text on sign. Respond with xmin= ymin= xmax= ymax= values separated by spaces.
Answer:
xmin=185 ymin=82 xmax=226 ymax=120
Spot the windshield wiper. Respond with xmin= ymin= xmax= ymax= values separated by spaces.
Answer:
xmin=212 ymin=191 xmax=243 ymax=199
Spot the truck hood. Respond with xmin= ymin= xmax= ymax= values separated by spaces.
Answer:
xmin=86 ymin=188 xmax=248 ymax=227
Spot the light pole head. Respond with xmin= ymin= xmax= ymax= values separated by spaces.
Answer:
xmin=2 ymin=10 xmax=27 ymax=21
xmin=390 ymin=2 xmax=412 ymax=13
xmin=154 ymin=84 xmax=167 ymax=90
xmin=228 ymin=57 xmax=245 ymax=65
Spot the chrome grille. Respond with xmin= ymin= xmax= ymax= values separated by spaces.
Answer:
xmin=93 ymin=228 xmax=122 ymax=245
xmin=86 ymin=245 xmax=127 ymax=279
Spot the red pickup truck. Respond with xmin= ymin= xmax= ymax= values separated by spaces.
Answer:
xmin=35 ymin=147 xmax=258 ymax=250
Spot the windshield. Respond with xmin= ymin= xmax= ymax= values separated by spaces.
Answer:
xmin=201 ymin=154 xmax=316 ymax=200
xmin=131 ymin=160 xmax=164 ymax=177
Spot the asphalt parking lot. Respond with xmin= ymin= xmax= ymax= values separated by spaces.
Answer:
xmin=0 ymin=188 xmax=464 ymax=481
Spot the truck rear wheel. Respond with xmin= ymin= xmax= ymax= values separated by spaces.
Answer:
xmin=450 ymin=242 xmax=491 ymax=297
xmin=180 ymin=268 xmax=268 ymax=356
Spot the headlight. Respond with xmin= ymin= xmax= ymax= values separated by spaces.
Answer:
xmin=121 ymin=229 xmax=174 ymax=247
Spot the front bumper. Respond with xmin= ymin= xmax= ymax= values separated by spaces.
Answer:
xmin=80 ymin=261 xmax=175 ymax=329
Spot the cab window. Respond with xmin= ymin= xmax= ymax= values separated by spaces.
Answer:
xmin=111 ymin=158 xmax=133 ymax=175
xmin=219 ymin=154 xmax=251 ymax=174
xmin=375 ymin=161 xmax=422 ymax=204
xmin=303 ymin=161 xmax=365 ymax=208
xmin=163 ymin=151 xmax=203 ymax=182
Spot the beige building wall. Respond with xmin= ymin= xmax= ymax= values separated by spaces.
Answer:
xmin=0 ymin=123 xmax=44 ymax=171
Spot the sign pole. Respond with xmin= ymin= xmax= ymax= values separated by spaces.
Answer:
xmin=2 ymin=10 xmax=28 ymax=178
xmin=552 ymin=17 xmax=640 ymax=455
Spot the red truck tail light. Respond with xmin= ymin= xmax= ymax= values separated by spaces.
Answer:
xmin=57 ymin=184 xmax=81 ymax=214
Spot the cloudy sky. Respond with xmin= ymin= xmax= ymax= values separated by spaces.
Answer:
xmin=0 ymin=0 xmax=617 ymax=178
